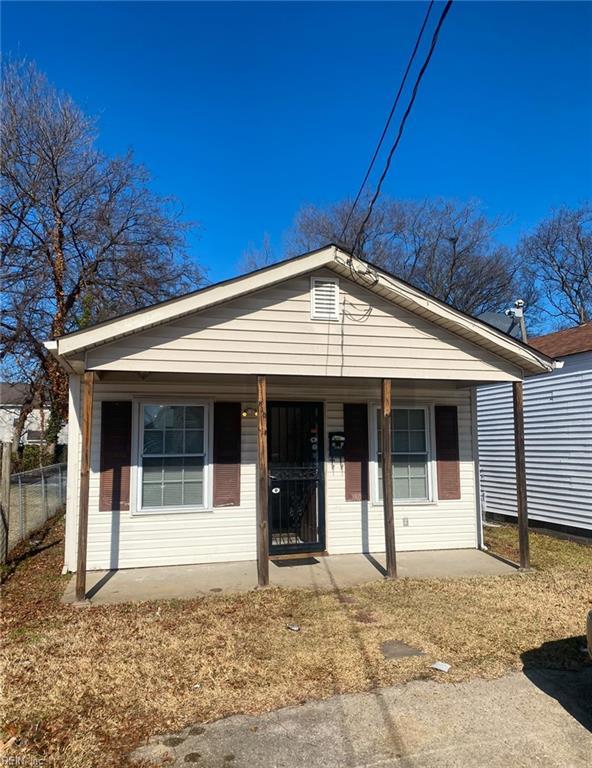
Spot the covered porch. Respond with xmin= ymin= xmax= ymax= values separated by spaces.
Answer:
xmin=65 ymin=369 xmax=531 ymax=601
xmin=63 ymin=547 xmax=516 ymax=605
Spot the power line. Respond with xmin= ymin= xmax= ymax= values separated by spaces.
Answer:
xmin=352 ymin=0 xmax=454 ymax=255
xmin=339 ymin=0 xmax=435 ymax=242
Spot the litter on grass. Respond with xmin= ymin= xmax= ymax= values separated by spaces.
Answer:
xmin=431 ymin=661 xmax=451 ymax=673
xmin=286 ymin=623 xmax=301 ymax=632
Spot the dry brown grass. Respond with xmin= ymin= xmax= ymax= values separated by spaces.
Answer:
xmin=2 ymin=516 xmax=591 ymax=768
xmin=484 ymin=521 xmax=592 ymax=570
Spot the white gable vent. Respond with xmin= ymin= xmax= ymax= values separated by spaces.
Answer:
xmin=311 ymin=277 xmax=340 ymax=321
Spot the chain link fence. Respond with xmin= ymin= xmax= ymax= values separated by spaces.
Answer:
xmin=8 ymin=463 xmax=67 ymax=552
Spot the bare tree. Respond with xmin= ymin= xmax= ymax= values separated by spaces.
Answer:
xmin=286 ymin=197 xmax=526 ymax=316
xmin=239 ymin=232 xmax=276 ymax=273
xmin=518 ymin=205 xmax=591 ymax=327
xmin=1 ymin=61 xmax=204 ymax=452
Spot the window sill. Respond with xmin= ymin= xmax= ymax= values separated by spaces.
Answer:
xmin=132 ymin=507 xmax=215 ymax=517
xmin=371 ymin=499 xmax=439 ymax=508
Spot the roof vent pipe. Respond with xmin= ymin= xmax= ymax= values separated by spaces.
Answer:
xmin=505 ymin=299 xmax=528 ymax=343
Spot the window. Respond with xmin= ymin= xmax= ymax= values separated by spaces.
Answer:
xmin=376 ymin=407 xmax=430 ymax=501
xmin=311 ymin=277 xmax=339 ymax=320
xmin=139 ymin=404 xmax=207 ymax=510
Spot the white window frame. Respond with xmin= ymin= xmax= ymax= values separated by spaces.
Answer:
xmin=369 ymin=402 xmax=437 ymax=506
xmin=310 ymin=276 xmax=340 ymax=321
xmin=132 ymin=398 xmax=213 ymax=515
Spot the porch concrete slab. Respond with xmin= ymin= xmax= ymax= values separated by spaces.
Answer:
xmin=62 ymin=549 xmax=515 ymax=605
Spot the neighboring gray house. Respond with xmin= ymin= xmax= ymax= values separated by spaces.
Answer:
xmin=477 ymin=322 xmax=592 ymax=535
xmin=0 ymin=383 xmax=68 ymax=446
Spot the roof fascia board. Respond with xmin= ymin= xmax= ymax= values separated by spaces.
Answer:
xmin=43 ymin=340 xmax=85 ymax=375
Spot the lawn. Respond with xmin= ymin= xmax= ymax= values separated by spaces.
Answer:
xmin=1 ymin=515 xmax=590 ymax=768
xmin=484 ymin=521 xmax=592 ymax=570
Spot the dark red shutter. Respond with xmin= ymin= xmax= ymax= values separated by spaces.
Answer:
xmin=99 ymin=401 xmax=132 ymax=512
xmin=213 ymin=402 xmax=241 ymax=507
xmin=343 ymin=403 xmax=369 ymax=502
xmin=434 ymin=405 xmax=461 ymax=500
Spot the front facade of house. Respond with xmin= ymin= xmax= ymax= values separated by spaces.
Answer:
xmin=48 ymin=246 xmax=554 ymax=579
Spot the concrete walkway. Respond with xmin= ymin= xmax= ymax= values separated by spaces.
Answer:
xmin=63 ymin=549 xmax=515 ymax=604
xmin=130 ymin=669 xmax=592 ymax=767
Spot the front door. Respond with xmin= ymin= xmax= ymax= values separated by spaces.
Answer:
xmin=267 ymin=402 xmax=325 ymax=555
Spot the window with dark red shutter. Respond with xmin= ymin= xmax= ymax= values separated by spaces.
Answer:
xmin=434 ymin=405 xmax=461 ymax=500
xmin=99 ymin=401 xmax=132 ymax=512
xmin=343 ymin=403 xmax=369 ymax=502
xmin=213 ymin=402 xmax=241 ymax=507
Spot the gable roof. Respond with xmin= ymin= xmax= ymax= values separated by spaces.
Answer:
xmin=530 ymin=322 xmax=592 ymax=358
xmin=47 ymin=245 xmax=556 ymax=376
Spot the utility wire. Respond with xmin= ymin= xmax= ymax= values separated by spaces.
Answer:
xmin=352 ymin=0 xmax=454 ymax=255
xmin=339 ymin=0 xmax=434 ymax=243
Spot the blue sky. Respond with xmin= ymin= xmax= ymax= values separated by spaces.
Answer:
xmin=3 ymin=1 xmax=591 ymax=283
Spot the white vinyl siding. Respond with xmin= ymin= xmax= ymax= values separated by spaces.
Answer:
xmin=64 ymin=375 xmax=478 ymax=572
xmin=327 ymin=384 xmax=477 ymax=555
xmin=85 ymin=269 xmax=522 ymax=382
xmin=477 ymin=351 xmax=592 ymax=532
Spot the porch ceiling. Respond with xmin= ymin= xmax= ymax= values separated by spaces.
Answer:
xmin=87 ymin=371 xmax=498 ymax=397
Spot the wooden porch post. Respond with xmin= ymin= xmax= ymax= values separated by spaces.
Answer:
xmin=381 ymin=378 xmax=397 ymax=579
xmin=257 ymin=375 xmax=269 ymax=587
xmin=75 ymin=371 xmax=95 ymax=601
xmin=512 ymin=380 xmax=530 ymax=569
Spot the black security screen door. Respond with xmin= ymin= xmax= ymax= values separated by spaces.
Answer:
xmin=268 ymin=402 xmax=325 ymax=554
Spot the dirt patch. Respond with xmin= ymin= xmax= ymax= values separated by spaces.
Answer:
xmin=354 ymin=610 xmax=378 ymax=624
xmin=2 ymin=516 xmax=591 ymax=768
